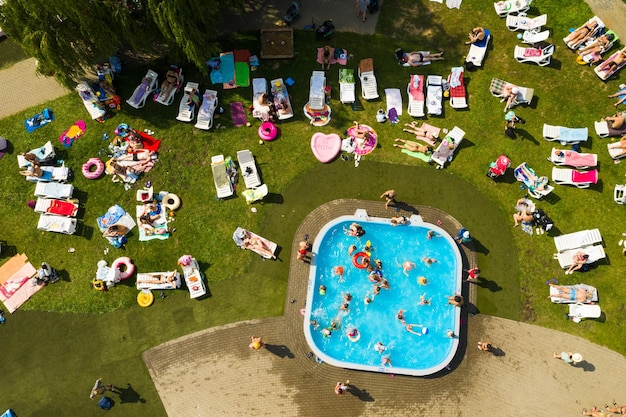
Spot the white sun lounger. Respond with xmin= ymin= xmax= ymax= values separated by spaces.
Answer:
xmin=489 ymin=78 xmax=534 ymax=107
xmin=385 ymin=88 xmax=403 ymax=117
xmin=211 ymin=155 xmax=234 ymax=199
xmin=547 ymin=148 xmax=597 ymax=169
xmin=554 ymin=228 xmax=602 ymax=253
xmin=75 ymin=82 xmax=106 ymax=121
xmin=466 ymin=30 xmax=491 ymax=68
xmin=448 ymin=67 xmax=467 ymax=109
xmin=34 ymin=182 xmax=74 ymax=199
xmin=136 ymin=272 xmax=181 ymax=290
xmin=176 ymin=82 xmax=200 ymax=122
xmin=568 ymin=303 xmax=601 ymax=323
xmin=552 ymin=167 xmax=598 ymax=188
xmin=309 ymin=71 xmax=326 ymax=110
xmin=126 ymin=69 xmax=158 ymax=109
xmin=34 ymin=198 xmax=78 ymax=217
xmin=594 ymin=119 xmax=626 ymax=138
xmin=426 ymin=75 xmax=443 ymax=116
xmin=550 ymin=284 xmax=598 ymax=304
xmin=232 ymin=227 xmax=277 ymax=259
xmin=522 ymin=29 xmax=550 ymax=45
xmin=514 ymin=44 xmax=555 ymax=66
xmin=17 ymin=141 xmax=56 ymax=168
xmin=252 ymin=78 xmax=269 ymax=120
xmin=557 ymin=245 xmax=606 ymax=269
xmin=615 ymin=184 xmax=626 ymax=204
xmin=595 ymin=47 xmax=626 ymax=81
xmin=407 ymin=75 xmax=425 ymax=117
xmin=506 ymin=13 xmax=547 ymax=31
xmin=37 ymin=214 xmax=77 ymax=234
xmin=359 ymin=58 xmax=379 ymax=100
xmin=494 ymin=0 xmax=532 ymax=17
xmin=155 ymin=67 xmax=183 ymax=106
xmin=194 ymin=90 xmax=218 ymax=130
xmin=180 ymin=257 xmax=207 ymax=299
xmin=270 ymin=78 xmax=294 ymax=120
xmin=564 ymin=16 xmax=605 ymax=50
xmin=339 ymin=69 xmax=356 ymax=104
xmin=237 ymin=149 xmax=262 ymax=189
xmin=514 ymin=162 xmax=554 ymax=199
xmin=24 ymin=165 xmax=70 ymax=183
xmin=543 ymin=124 xmax=588 ymax=145
xmin=431 ymin=126 xmax=465 ymax=169
xmin=242 ymin=184 xmax=269 ymax=204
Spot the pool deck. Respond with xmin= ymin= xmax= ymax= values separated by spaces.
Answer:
xmin=143 ymin=199 xmax=626 ymax=416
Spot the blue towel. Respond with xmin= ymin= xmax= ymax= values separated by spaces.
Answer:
xmin=474 ymin=29 xmax=490 ymax=48
xmin=220 ymin=53 xmax=235 ymax=86
xmin=559 ymin=127 xmax=588 ymax=143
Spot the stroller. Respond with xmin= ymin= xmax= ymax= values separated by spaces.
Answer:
xmin=487 ymin=154 xmax=511 ymax=180
xmin=284 ymin=1 xmax=300 ymax=25
xmin=316 ymin=20 xmax=335 ymax=40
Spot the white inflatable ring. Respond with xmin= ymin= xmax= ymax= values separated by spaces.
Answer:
xmin=258 ymin=122 xmax=278 ymax=141
xmin=82 ymin=157 xmax=105 ymax=179
xmin=163 ymin=193 xmax=181 ymax=211
xmin=112 ymin=257 xmax=135 ymax=280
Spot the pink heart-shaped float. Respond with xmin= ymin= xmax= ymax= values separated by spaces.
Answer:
xmin=311 ymin=132 xmax=341 ymax=163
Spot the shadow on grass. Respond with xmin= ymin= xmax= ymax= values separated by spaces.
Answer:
xmin=469 ymin=275 xmax=503 ymax=293
xmin=118 ymin=383 xmax=147 ymax=404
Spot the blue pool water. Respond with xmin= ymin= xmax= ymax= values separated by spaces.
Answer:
xmin=303 ymin=213 xmax=462 ymax=376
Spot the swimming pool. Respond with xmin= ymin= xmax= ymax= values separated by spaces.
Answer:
xmin=303 ymin=211 xmax=462 ymax=376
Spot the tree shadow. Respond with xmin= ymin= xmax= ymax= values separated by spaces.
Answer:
xmin=346 ymin=384 xmax=375 ymax=402
xmin=118 ymin=383 xmax=146 ymax=404
xmin=265 ymin=344 xmax=295 ymax=358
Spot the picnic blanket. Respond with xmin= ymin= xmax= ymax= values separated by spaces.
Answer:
xmin=230 ymin=102 xmax=248 ymax=126
xmin=220 ymin=52 xmax=236 ymax=89
xmin=401 ymin=149 xmax=431 ymax=162
xmin=135 ymin=206 xmax=169 ymax=241
xmin=0 ymin=254 xmax=42 ymax=313
xmin=234 ymin=50 xmax=251 ymax=87
xmin=24 ymin=108 xmax=54 ymax=133
xmin=316 ymin=48 xmax=348 ymax=66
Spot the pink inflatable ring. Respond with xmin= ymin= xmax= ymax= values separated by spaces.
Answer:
xmin=111 ymin=257 xmax=135 ymax=280
xmin=258 ymin=122 xmax=278 ymax=141
xmin=82 ymin=157 xmax=105 ymax=179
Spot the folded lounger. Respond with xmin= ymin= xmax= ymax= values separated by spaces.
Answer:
xmin=211 ymin=155 xmax=234 ymax=199
xmin=155 ymin=66 xmax=183 ymax=106
xmin=34 ymin=182 xmax=74 ymax=199
xmin=547 ymin=148 xmax=597 ymax=169
xmin=552 ymin=167 xmax=598 ymax=188
xmin=489 ymin=78 xmax=534 ymax=107
xmin=465 ymin=30 xmax=491 ymax=68
xmin=232 ymin=227 xmax=278 ymax=259
xmin=506 ymin=13 xmax=547 ymax=31
xmin=237 ymin=149 xmax=262 ymax=189
xmin=426 ymin=75 xmax=443 ymax=116
xmin=339 ymin=69 xmax=356 ymax=104
xmin=385 ymin=88 xmax=403 ymax=118
xmin=431 ymin=126 xmax=465 ymax=169
xmin=549 ymin=284 xmax=598 ymax=304
xmin=176 ymin=82 xmax=200 ymax=122
xmin=594 ymin=120 xmax=626 ymax=138
xmin=309 ymin=71 xmax=326 ymax=110
xmin=563 ymin=16 xmax=605 ymax=50
xmin=557 ymin=245 xmax=606 ymax=269
xmin=595 ymin=47 xmax=626 ymax=81
xmin=358 ymin=58 xmax=379 ymax=100
xmin=615 ymin=184 xmax=626 ymax=204
xmin=24 ymin=165 xmax=70 ymax=183
xmin=543 ymin=124 xmax=588 ymax=145
xmin=34 ymin=198 xmax=78 ymax=217
xmin=242 ymin=184 xmax=269 ymax=204
xmin=37 ymin=214 xmax=77 ymax=234
xmin=494 ymin=0 xmax=532 ymax=17
xmin=514 ymin=44 xmax=555 ymax=66
xmin=194 ymin=90 xmax=218 ymax=130
xmin=252 ymin=78 xmax=270 ymax=120
xmin=568 ymin=302 xmax=601 ymax=323
xmin=136 ymin=272 xmax=181 ymax=290
xmin=17 ymin=141 xmax=56 ymax=168
xmin=126 ymin=69 xmax=158 ymax=109
xmin=271 ymin=78 xmax=294 ymax=120
xmin=514 ymin=162 xmax=554 ymax=199
xmin=448 ymin=67 xmax=467 ymax=109
xmin=554 ymin=228 xmax=602 ymax=253
xmin=75 ymin=81 xmax=106 ymax=121
xmin=407 ymin=75 xmax=425 ymax=117
xmin=522 ymin=29 xmax=550 ymax=45
xmin=180 ymin=257 xmax=207 ymax=299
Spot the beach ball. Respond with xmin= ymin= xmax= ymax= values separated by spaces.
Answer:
xmin=517 ymin=33 xmax=523 ymax=40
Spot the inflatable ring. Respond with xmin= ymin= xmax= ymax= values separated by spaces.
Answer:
xmin=162 ymin=193 xmax=181 ymax=211
xmin=347 ymin=329 xmax=360 ymax=342
xmin=137 ymin=290 xmax=154 ymax=307
xmin=352 ymin=252 xmax=369 ymax=269
xmin=576 ymin=55 xmax=588 ymax=66
xmin=92 ymin=279 xmax=106 ymax=291
xmin=111 ymin=257 xmax=135 ymax=280
xmin=82 ymin=157 xmax=105 ymax=179
xmin=258 ymin=121 xmax=278 ymax=141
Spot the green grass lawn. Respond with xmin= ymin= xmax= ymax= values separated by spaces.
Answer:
xmin=1 ymin=0 xmax=625 ymax=415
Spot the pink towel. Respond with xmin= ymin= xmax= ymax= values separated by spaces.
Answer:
xmin=572 ymin=169 xmax=598 ymax=184
xmin=564 ymin=151 xmax=595 ymax=167
xmin=316 ymin=48 xmax=348 ymax=66
xmin=523 ymin=48 xmax=542 ymax=57
xmin=409 ymin=75 xmax=424 ymax=100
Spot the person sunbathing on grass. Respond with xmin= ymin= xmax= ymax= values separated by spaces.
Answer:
xmin=403 ymin=123 xmax=438 ymax=143
xmin=393 ymin=139 xmax=433 ymax=154
xmin=322 ymin=45 xmax=333 ymax=70
xmin=406 ymin=51 xmax=444 ymax=66
xmin=548 ymin=284 xmax=592 ymax=302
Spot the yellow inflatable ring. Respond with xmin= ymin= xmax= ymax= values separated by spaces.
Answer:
xmin=137 ymin=290 xmax=154 ymax=307
xmin=162 ymin=193 xmax=181 ymax=211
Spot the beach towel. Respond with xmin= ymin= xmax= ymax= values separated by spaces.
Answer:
xmin=234 ymin=50 xmax=251 ymax=87
xmin=59 ymin=120 xmax=86 ymax=148
xmin=220 ymin=52 xmax=236 ymax=89
xmin=563 ymin=151 xmax=596 ymax=167
xmin=572 ymin=170 xmax=598 ymax=184
xmin=230 ymin=102 xmax=248 ymax=126
xmin=0 ymin=256 xmax=41 ymax=313
xmin=137 ymin=131 xmax=161 ymax=152
xmin=409 ymin=75 xmax=423 ymax=100
xmin=316 ymin=48 xmax=349 ymax=66
xmin=560 ymin=127 xmax=587 ymax=143
xmin=385 ymin=88 xmax=403 ymax=117
xmin=449 ymin=67 xmax=463 ymax=88
xmin=24 ymin=108 xmax=54 ymax=132
xmin=401 ymin=149 xmax=431 ymax=162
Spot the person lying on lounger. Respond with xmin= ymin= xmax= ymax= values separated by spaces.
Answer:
xmin=564 ymin=20 xmax=599 ymax=46
xmin=186 ymin=88 xmax=200 ymax=109
xmin=240 ymin=230 xmax=277 ymax=259
xmin=393 ymin=139 xmax=433 ymax=154
xmin=549 ymin=284 xmax=592 ymax=302
xmin=137 ymin=271 xmax=178 ymax=285
xmin=403 ymin=123 xmax=438 ymax=142
xmin=608 ymin=136 xmax=626 ymax=158
xmin=465 ymin=27 xmax=486 ymax=45
xmin=578 ymin=33 xmax=615 ymax=57
xmin=160 ymin=68 xmax=180 ymax=99
xmin=19 ymin=163 xmax=43 ymax=177
xmin=502 ymin=85 xmax=522 ymax=112
xmin=564 ymin=251 xmax=589 ymax=275
xmin=604 ymin=112 xmax=625 ymax=129
xmin=406 ymin=51 xmax=444 ymax=66
xmin=608 ymin=85 xmax=626 ymax=107
xmin=598 ymin=48 xmax=626 ymax=73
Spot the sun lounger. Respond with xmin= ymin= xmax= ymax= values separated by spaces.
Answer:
xmin=358 ymin=58 xmax=379 ymax=100
xmin=568 ymin=302 xmax=601 ymax=323
xmin=176 ymin=82 xmax=200 ymax=122
xmin=489 ymin=78 xmax=534 ymax=107
xmin=494 ymin=0 xmax=532 ymax=17
xmin=194 ymin=90 xmax=218 ymax=130
xmin=24 ymin=165 xmax=70 ymax=183
xmin=242 ymin=184 xmax=269 ymax=204
xmin=448 ymin=67 xmax=467 ymax=109
xmin=557 ymin=245 xmax=605 ymax=269
xmin=564 ymin=16 xmax=604 ymax=50
xmin=552 ymin=167 xmax=598 ymax=188
xmin=554 ymin=228 xmax=602 ymax=253
xmin=37 ymin=214 xmax=77 ymax=234
xmin=34 ymin=182 xmax=74 ymax=199
xmin=17 ymin=141 xmax=56 ymax=168
xmin=232 ymin=227 xmax=278 ymax=259
xmin=136 ymin=272 xmax=181 ymax=290
xmin=514 ymin=162 xmax=554 ymax=199
xmin=155 ymin=66 xmax=183 ymax=106
xmin=522 ymin=29 xmax=550 ymax=45
xmin=578 ymin=30 xmax=619 ymax=65
xmin=514 ymin=44 xmax=555 ymax=66
xmin=426 ymin=75 xmax=443 ymax=116
xmin=252 ymin=78 xmax=270 ymax=120
xmin=76 ymin=81 xmax=106 ymax=121
xmin=385 ymin=88 xmax=403 ymax=118
xmin=431 ymin=126 xmax=465 ymax=169
xmin=594 ymin=119 xmax=626 ymax=138
xmin=407 ymin=75 xmax=425 ymax=117
xmin=270 ymin=78 xmax=294 ymax=120
xmin=309 ymin=71 xmax=326 ymax=110
xmin=506 ymin=13 xmax=547 ymax=31
xmin=339 ymin=69 xmax=356 ymax=104
xmin=547 ymin=148 xmax=597 ymax=169
xmin=595 ymin=47 xmax=626 ymax=80
xmin=126 ymin=69 xmax=158 ymax=110
xmin=608 ymin=140 xmax=626 ymax=160
xmin=237 ymin=149 xmax=262 ymax=189
xmin=211 ymin=155 xmax=235 ymax=199
xmin=179 ymin=257 xmax=206 ymax=299
xmin=34 ymin=198 xmax=78 ymax=217
xmin=550 ymin=284 xmax=598 ymax=304
xmin=543 ymin=124 xmax=588 ymax=145
xmin=615 ymin=184 xmax=626 ymax=204
xmin=465 ymin=29 xmax=491 ymax=68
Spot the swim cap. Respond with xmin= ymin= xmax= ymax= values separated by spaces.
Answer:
xmin=511 ymin=87 xmax=520 ymax=94
xmin=463 ymin=231 xmax=471 ymax=239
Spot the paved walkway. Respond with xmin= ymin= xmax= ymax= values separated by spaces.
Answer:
xmin=143 ymin=200 xmax=626 ymax=417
